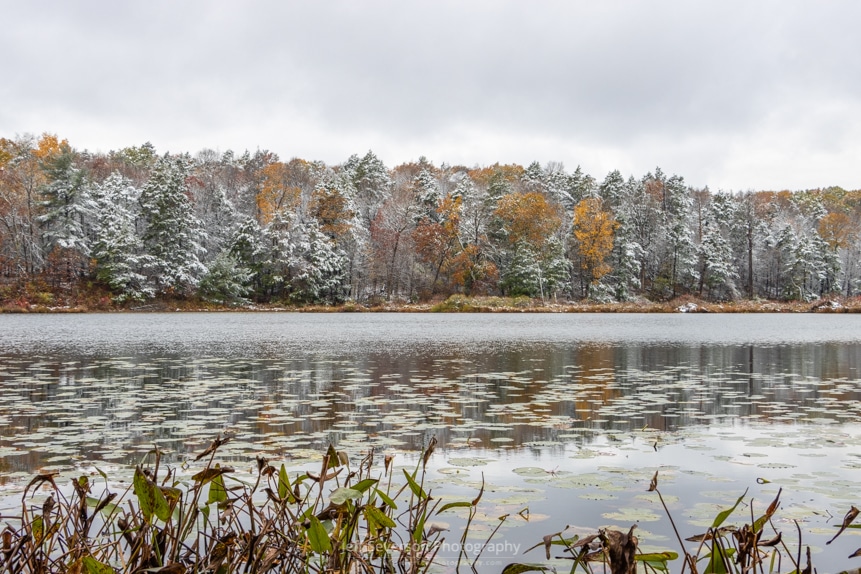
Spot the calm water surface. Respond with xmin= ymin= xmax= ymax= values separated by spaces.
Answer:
xmin=2 ymin=312 xmax=861 ymax=571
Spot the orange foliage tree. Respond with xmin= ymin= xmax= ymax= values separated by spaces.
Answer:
xmin=818 ymin=211 xmax=858 ymax=251
xmin=256 ymin=159 xmax=313 ymax=225
xmin=492 ymin=191 xmax=564 ymax=297
xmin=572 ymin=197 xmax=618 ymax=297
xmin=493 ymin=192 xmax=561 ymax=247
xmin=412 ymin=194 xmax=462 ymax=295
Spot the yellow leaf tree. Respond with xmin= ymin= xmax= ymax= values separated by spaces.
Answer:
xmin=573 ymin=197 xmax=618 ymax=298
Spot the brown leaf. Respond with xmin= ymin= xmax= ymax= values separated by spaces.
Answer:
xmin=422 ymin=436 xmax=437 ymax=468
xmin=195 ymin=434 xmax=230 ymax=461
xmin=191 ymin=466 xmax=234 ymax=483
xmin=648 ymin=471 xmax=658 ymax=492
xmin=827 ymin=505 xmax=859 ymax=545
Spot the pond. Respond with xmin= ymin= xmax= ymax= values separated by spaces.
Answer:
xmin=1 ymin=312 xmax=861 ymax=572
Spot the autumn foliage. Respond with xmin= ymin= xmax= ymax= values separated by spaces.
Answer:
xmin=573 ymin=197 xmax=618 ymax=294
xmin=1 ymin=132 xmax=861 ymax=309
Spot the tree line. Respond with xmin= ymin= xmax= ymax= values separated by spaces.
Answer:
xmin=1 ymin=133 xmax=859 ymax=306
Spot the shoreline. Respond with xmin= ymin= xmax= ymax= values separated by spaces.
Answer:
xmin=2 ymin=294 xmax=859 ymax=314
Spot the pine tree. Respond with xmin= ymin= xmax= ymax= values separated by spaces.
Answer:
xmin=139 ymin=154 xmax=207 ymax=295
xmin=38 ymin=148 xmax=93 ymax=261
xmin=91 ymin=173 xmax=151 ymax=301
xmin=697 ymin=193 xmax=739 ymax=300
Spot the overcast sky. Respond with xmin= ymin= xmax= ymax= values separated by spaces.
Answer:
xmin=3 ymin=1 xmax=860 ymax=191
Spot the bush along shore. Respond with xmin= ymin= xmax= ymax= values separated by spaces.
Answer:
xmin=2 ymin=292 xmax=861 ymax=314
xmin=2 ymin=437 xmax=861 ymax=574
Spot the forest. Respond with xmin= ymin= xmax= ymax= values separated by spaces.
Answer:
xmin=1 ymin=133 xmax=859 ymax=310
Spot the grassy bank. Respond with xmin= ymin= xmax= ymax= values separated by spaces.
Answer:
xmin=2 ymin=285 xmax=860 ymax=314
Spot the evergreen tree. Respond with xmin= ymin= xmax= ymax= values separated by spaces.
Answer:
xmin=265 ymin=210 xmax=347 ymax=304
xmin=198 ymin=250 xmax=252 ymax=305
xmin=38 ymin=148 xmax=93 ymax=260
xmin=139 ymin=154 xmax=207 ymax=295
xmin=697 ymin=193 xmax=739 ymax=300
xmin=91 ymin=173 xmax=151 ymax=301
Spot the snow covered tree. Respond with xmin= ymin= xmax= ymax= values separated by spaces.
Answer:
xmin=264 ymin=210 xmax=348 ymax=304
xmin=37 ymin=145 xmax=94 ymax=285
xmin=696 ymin=192 xmax=739 ymax=300
xmin=139 ymin=154 xmax=207 ymax=296
xmin=650 ymin=171 xmax=698 ymax=298
xmin=198 ymin=250 xmax=252 ymax=305
xmin=598 ymin=170 xmax=627 ymax=211
xmin=598 ymin=176 xmax=644 ymax=301
xmin=413 ymin=168 xmax=441 ymax=221
xmin=343 ymin=151 xmax=391 ymax=228
xmin=91 ymin=173 xmax=151 ymax=301
xmin=227 ymin=216 xmax=276 ymax=300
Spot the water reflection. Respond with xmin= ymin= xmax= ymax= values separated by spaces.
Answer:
xmin=2 ymin=340 xmax=860 ymax=479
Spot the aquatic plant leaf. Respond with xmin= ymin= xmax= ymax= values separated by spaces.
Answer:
xmin=374 ymin=488 xmax=398 ymax=510
xmin=81 ymin=556 xmax=114 ymax=574
xmin=412 ymin=509 xmax=427 ymax=543
xmin=192 ymin=466 xmax=234 ymax=484
xmin=648 ymin=470 xmax=658 ymax=492
xmin=752 ymin=487 xmax=782 ymax=533
xmin=365 ymin=504 xmax=396 ymax=529
xmin=437 ymin=501 xmax=473 ymax=514
xmin=827 ymin=505 xmax=860 ymax=545
xmin=306 ymin=515 xmax=332 ymax=554
xmin=325 ymin=444 xmax=340 ymax=469
xmin=277 ymin=464 xmax=293 ymax=502
xmin=711 ymin=489 xmax=748 ymax=529
xmin=329 ymin=487 xmax=362 ymax=505
xmin=636 ymin=551 xmax=678 ymax=573
xmin=500 ymin=564 xmax=549 ymax=574
xmin=352 ymin=478 xmax=378 ymax=493
xmin=403 ymin=469 xmax=427 ymax=500
xmin=134 ymin=466 xmax=170 ymax=522
xmin=85 ymin=496 xmax=120 ymax=516
xmin=703 ymin=546 xmax=736 ymax=574
xmin=31 ymin=515 xmax=43 ymax=542
xmin=207 ymin=473 xmax=228 ymax=506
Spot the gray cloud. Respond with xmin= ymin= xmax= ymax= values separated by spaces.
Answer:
xmin=3 ymin=0 xmax=860 ymax=190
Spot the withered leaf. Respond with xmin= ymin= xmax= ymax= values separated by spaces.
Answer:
xmin=827 ymin=505 xmax=859 ymax=545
